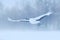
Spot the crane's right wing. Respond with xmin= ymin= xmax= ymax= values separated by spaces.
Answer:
xmin=33 ymin=12 xmax=52 ymax=21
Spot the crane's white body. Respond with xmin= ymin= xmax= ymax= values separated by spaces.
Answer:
xmin=8 ymin=12 xmax=52 ymax=24
xmin=29 ymin=18 xmax=40 ymax=24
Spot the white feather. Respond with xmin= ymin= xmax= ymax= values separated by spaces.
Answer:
xmin=8 ymin=11 xmax=52 ymax=24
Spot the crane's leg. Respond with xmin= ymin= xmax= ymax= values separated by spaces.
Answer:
xmin=37 ymin=23 xmax=41 ymax=30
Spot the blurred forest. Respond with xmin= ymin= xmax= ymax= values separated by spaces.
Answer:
xmin=0 ymin=0 xmax=60 ymax=30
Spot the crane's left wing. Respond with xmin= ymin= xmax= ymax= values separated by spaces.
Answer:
xmin=8 ymin=17 xmax=29 ymax=22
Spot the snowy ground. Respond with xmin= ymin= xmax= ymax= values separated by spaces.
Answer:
xmin=0 ymin=30 xmax=60 ymax=40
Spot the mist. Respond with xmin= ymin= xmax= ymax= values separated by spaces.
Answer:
xmin=0 ymin=0 xmax=60 ymax=30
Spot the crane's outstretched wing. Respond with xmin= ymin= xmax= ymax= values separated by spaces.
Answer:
xmin=33 ymin=12 xmax=52 ymax=21
xmin=8 ymin=17 xmax=29 ymax=22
